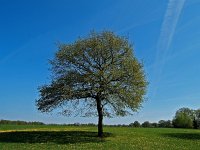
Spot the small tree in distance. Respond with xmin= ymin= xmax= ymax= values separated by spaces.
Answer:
xmin=129 ymin=121 xmax=141 ymax=127
xmin=158 ymin=120 xmax=172 ymax=128
xmin=142 ymin=121 xmax=151 ymax=128
xmin=36 ymin=31 xmax=147 ymax=137
xmin=133 ymin=121 xmax=141 ymax=127
xmin=151 ymin=122 xmax=158 ymax=128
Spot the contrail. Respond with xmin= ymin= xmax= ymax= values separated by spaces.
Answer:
xmin=0 ymin=49 xmax=22 ymax=64
xmin=0 ymin=31 xmax=49 ymax=65
xmin=151 ymin=0 xmax=186 ymax=99
xmin=117 ymin=5 xmax=162 ymax=34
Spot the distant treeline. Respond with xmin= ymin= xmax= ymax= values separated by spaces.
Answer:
xmin=129 ymin=107 xmax=200 ymax=129
xmin=0 ymin=119 xmax=45 ymax=125
xmin=63 ymin=121 xmax=173 ymax=128
xmin=69 ymin=107 xmax=200 ymax=129
xmin=61 ymin=121 xmax=172 ymax=128
xmin=1 ymin=107 xmax=199 ymax=129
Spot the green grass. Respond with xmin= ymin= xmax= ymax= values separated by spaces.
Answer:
xmin=0 ymin=125 xmax=200 ymax=150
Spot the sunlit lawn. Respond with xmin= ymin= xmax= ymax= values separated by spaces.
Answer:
xmin=0 ymin=125 xmax=200 ymax=150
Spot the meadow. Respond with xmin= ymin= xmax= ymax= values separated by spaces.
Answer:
xmin=0 ymin=125 xmax=200 ymax=150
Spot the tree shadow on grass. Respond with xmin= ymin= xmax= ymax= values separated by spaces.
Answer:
xmin=162 ymin=133 xmax=200 ymax=140
xmin=0 ymin=131 xmax=112 ymax=144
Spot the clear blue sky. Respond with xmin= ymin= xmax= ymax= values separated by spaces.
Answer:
xmin=1 ymin=0 xmax=200 ymax=124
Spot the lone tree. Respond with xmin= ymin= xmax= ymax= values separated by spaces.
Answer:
xmin=36 ymin=31 xmax=147 ymax=137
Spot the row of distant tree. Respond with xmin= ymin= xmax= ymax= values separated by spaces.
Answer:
xmin=0 ymin=120 xmax=45 ymax=125
xmin=1 ymin=107 xmax=199 ymax=129
xmin=128 ymin=120 xmax=172 ymax=128
xmin=68 ymin=107 xmax=200 ymax=129
xmin=129 ymin=107 xmax=200 ymax=129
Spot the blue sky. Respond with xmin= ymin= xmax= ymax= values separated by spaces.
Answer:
xmin=0 ymin=0 xmax=200 ymax=124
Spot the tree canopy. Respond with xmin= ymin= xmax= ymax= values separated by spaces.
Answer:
xmin=36 ymin=31 xmax=147 ymax=137
xmin=172 ymin=107 xmax=194 ymax=128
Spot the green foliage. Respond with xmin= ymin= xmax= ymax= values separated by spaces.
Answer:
xmin=141 ymin=121 xmax=151 ymax=127
xmin=175 ymin=107 xmax=194 ymax=119
xmin=151 ymin=122 xmax=158 ymax=128
xmin=130 ymin=121 xmax=141 ymax=127
xmin=172 ymin=112 xmax=193 ymax=128
xmin=171 ymin=107 xmax=200 ymax=129
xmin=0 ymin=120 xmax=44 ymax=125
xmin=193 ymin=109 xmax=200 ymax=129
xmin=36 ymin=31 xmax=147 ymax=117
xmin=158 ymin=120 xmax=172 ymax=128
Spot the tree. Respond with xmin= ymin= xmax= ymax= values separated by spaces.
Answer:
xmin=142 ymin=121 xmax=151 ymax=128
xmin=36 ymin=31 xmax=147 ymax=137
xmin=193 ymin=109 xmax=200 ymax=129
xmin=151 ymin=122 xmax=158 ymax=128
xmin=172 ymin=108 xmax=193 ymax=128
xmin=129 ymin=121 xmax=140 ymax=127
xmin=175 ymin=107 xmax=194 ymax=119
xmin=158 ymin=120 xmax=172 ymax=128
xmin=133 ymin=121 xmax=141 ymax=127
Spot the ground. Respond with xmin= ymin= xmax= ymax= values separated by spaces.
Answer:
xmin=0 ymin=125 xmax=200 ymax=150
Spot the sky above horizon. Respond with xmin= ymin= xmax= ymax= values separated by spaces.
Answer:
xmin=1 ymin=0 xmax=200 ymax=124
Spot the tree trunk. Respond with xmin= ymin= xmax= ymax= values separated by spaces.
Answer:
xmin=96 ymin=96 xmax=103 ymax=137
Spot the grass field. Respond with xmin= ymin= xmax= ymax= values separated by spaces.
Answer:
xmin=0 ymin=125 xmax=200 ymax=150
